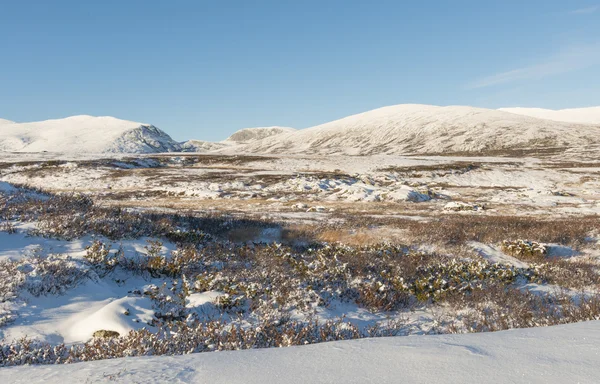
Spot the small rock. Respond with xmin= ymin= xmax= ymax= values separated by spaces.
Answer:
xmin=93 ymin=330 xmax=120 ymax=339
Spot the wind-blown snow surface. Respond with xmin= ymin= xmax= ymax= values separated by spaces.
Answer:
xmin=0 ymin=115 xmax=180 ymax=153
xmin=500 ymin=106 xmax=600 ymax=125
xmin=233 ymin=104 xmax=600 ymax=156
xmin=0 ymin=118 xmax=14 ymax=125
xmin=2 ymin=321 xmax=599 ymax=383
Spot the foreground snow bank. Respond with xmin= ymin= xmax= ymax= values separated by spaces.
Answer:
xmin=2 ymin=320 xmax=598 ymax=384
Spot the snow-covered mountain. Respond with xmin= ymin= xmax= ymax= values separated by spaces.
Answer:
xmin=0 ymin=115 xmax=181 ymax=153
xmin=233 ymin=104 xmax=600 ymax=156
xmin=4 ymin=105 xmax=600 ymax=155
xmin=499 ymin=106 xmax=600 ymax=125
xmin=224 ymin=126 xmax=296 ymax=143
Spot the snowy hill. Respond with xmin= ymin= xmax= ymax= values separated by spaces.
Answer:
xmin=5 ymin=105 xmax=600 ymax=156
xmin=224 ymin=126 xmax=296 ymax=143
xmin=234 ymin=104 xmax=600 ymax=156
xmin=180 ymin=139 xmax=229 ymax=153
xmin=182 ymin=126 xmax=296 ymax=153
xmin=182 ymin=127 xmax=295 ymax=153
xmin=0 ymin=115 xmax=181 ymax=153
xmin=3 ymin=320 xmax=598 ymax=383
xmin=499 ymin=106 xmax=600 ymax=124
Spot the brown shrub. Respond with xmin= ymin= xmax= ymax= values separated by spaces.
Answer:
xmin=533 ymin=259 xmax=600 ymax=290
xmin=444 ymin=284 xmax=600 ymax=333
xmin=501 ymin=240 xmax=547 ymax=262
xmin=399 ymin=215 xmax=599 ymax=246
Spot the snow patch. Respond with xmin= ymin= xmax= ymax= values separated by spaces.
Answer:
xmin=469 ymin=242 xmax=529 ymax=268
xmin=63 ymin=296 xmax=155 ymax=342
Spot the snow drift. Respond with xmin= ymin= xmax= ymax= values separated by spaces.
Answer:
xmin=230 ymin=104 xmax=600 ymax=156
xmin=2 ymin=320 xmax=598 ymax=383
xmin=0 ymin=115 xmax=180 ymax=153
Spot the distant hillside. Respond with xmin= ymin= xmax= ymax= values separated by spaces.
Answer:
xmin=180 ymin=140 xmax=229 ymax=153
xmin=224 ymin=126 xmax=296 ymax=143
xmin=499 ymin=107 xmax=600 ymax=125
xmin=0 ymin=115 xmax=181 ymax=153
xmin=5 ymin=105 xmax=600 ymax=156
xmin=235 ymin=104 xmax=600 ymax=156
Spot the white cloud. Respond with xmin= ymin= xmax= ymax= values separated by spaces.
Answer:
xmin=466 ymin=43 xmax=600 ymax=89
xmin=570 ymin=5 xmax=599 ymax=14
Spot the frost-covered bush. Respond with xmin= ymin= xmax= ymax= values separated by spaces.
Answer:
xmin=84 ymin=240 xmax=207 ymax=278
xmin=530 ymin=259 xmax=600 ymax=290
xmin=84 ymin=240 xmax=122 ymax=276
xmin=0 ymin=305 xmax=17 ymax=328
xmin=146 ymin=282 xmax=189 ymax=324
xmin=410 ymin=259 xmax=528 ymax=302
xmin=0 ymin=317 xmax=406 ymax=367
xmin=177 ymin=244 xmax=540 ymax=315
xmin=0 ymin=220 xmax=16 ymax=234
xmin=443 ymin=284 xmax=600 ymax=334
xmin=501 ymin=239 xmax=547 ymax=262
xmin=0 ymin=254 xmax=89 ymax=301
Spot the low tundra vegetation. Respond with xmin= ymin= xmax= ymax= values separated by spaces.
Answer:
xmin=0 ymin=189 xmax=599 ymax=366
xmin=501 ymin=239 xmax=548 ymax=262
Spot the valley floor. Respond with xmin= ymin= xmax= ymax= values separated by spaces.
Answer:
xmin=0 ymin=152 xmax=598 ymax=382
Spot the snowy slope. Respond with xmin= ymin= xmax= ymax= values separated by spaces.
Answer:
xmin=0 ymin=118 xmax=15 ymax=125
xmin=0 ymin=115 xmax=180 ymax=153
xmin=500 ymin=106 xmax=600 ymax=124
xmin=182 ymin=127 xmax=296 ymax=153
xmin=2 ymin=320 xmax=599 ymax=383
xmin=224 ymin=126 xmax=296 ymax=143
xmin=234 ymin=105 xmax=600 ymax=156
xmin=180 ymin=139 xmax=229 ymax=153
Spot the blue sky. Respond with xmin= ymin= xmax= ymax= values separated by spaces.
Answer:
xmin=1 ymin=0 xmax=599 ymax=141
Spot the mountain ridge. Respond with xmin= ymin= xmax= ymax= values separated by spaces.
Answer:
xmin=3 ymin=105 xmax=600 ymax=155
xmin=227 ymin=104 xmax=600 ymax=156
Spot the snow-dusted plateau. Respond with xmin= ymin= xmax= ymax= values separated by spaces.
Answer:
xmin=1 ymin=104 xmax=600 ymax=382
